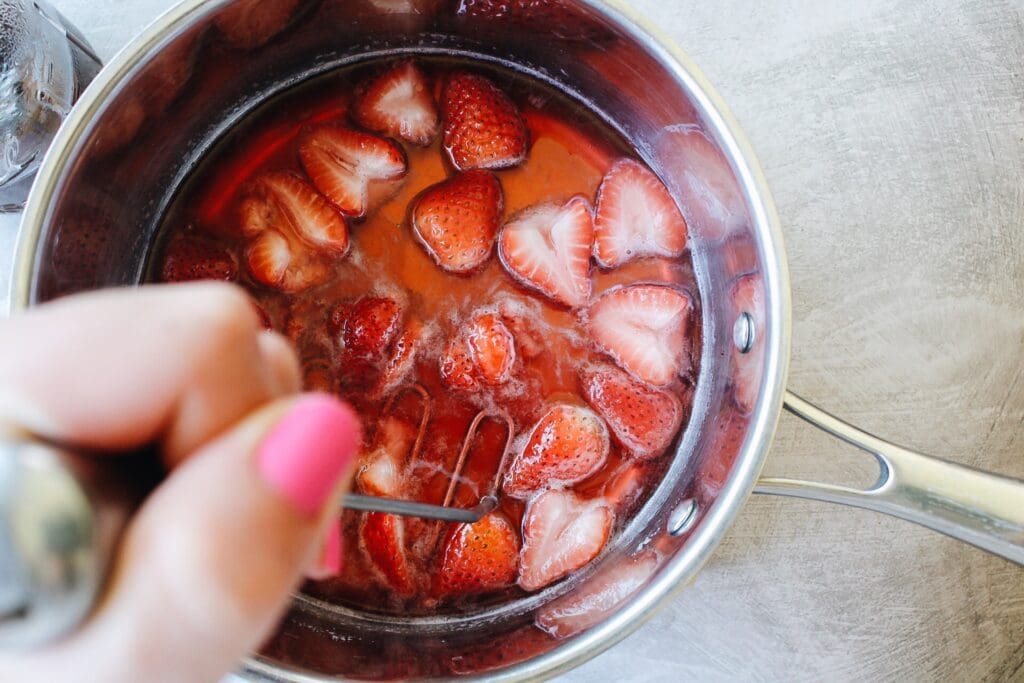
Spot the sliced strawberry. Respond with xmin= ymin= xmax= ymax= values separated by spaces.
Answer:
xmin=503 ymin=404 xmax=609 ymax=498
xmin=245 ymin=229 xmax=330 ymax=293
xmin=434 ymin=513 xmax=520 ymax=597
xmin=519 ymin=489 xmax=613 ymax=592
xmin=582 ymin=363 xmax=685 ymax=460
xmin=498 ymin=196 xmax=593 ymax=308
xmin=438 ymin=336 xmax=477 ymax=391
xmin=412 ymin=170 xmax=503 ymax=274
xmin=593 ymin=159 xmax=688 ymax=268
xmin=357 ymin=415 xmax=416 ymax=497
xmin=587 ymin=284 xmax=691 ymax=387
xmin=242 ymin=171 xmax=350 ymax=254
xmin=730 ymin=274 xmax=765 ymax=414
xmin=360 ymin=512 xmax=416 ymax=596
xmin=441 ymin=72 xmax=529 ymax=171
xmin=299 ymin=125 xmax=407 ymax=218
xmin=536 ymin=550 xmax=658 ymax=638
xmin=464 ymin=313 xmax=516 ymax=384
xmin=160 ymin=237 xmax=238 ymax=283
xmin=342 ymin=297 xmax=404 ymax=359
xmin=377 ymin=317 xmax=424 ymax=397
xmin=440 ymin=311 xmax=516 ymax=390
xmin=352 ymin=61 xmax=439 ymax=146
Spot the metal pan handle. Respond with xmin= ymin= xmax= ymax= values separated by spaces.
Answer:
xmin=755 ymin=392 xmax=1024 ymax=565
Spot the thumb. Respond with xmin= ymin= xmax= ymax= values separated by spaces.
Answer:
xmin=81 ymin=394 xmax=360 ymax=683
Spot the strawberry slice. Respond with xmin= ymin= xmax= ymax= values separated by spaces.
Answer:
xmin=352 ymin=61 xmax=439 ymax=146
xmin=441 ymin=72 xmax=529 ymax=171
xmin=412 ymin=170 xmax=503 ymax=274
xmin=536 ymin=550 xmax=658 ymax=638
xmin=730 ymin=274 xmax=765 ymax=414
xmin=160 ymin=237 xmax=238 ymax=283
xmin=519 ymin=489 xmax=613 ymax=592
xmin=503 ymin=404 xmax=609 ymax=498
xmin=241 ymin=171 xmax=350 ymax=254
xmin=341 ymin=297 xmax=404 ymax=359
xmin=440 ymin=311 xmax=516 ymax=390
xmin=593 ymin=159 xmax=688 ymax=268
xmin=498 ymin=196 xmax=594 ymax=308
xmin=244 ymin=229 xmax=331 ymax=293
xmin=299 ymin=125 xmax=407 ymax=218
xmin=357 ymin=416 xmax=414 ymax=497
xmin=587 ymin=284 xmax=691 ymax=386
xmin=582 ymin=363 xmax=685 ymax=460
xmin=360 ymin=512 xmax=417 ymax=596
xmin=377 ymin=317 xmax=425 ymax=397
xmin=434 ymin=513 xmax=520 ymax=597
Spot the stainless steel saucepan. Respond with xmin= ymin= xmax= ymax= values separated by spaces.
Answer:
xmin=4 ymin=0 xmax=1023 ymax=679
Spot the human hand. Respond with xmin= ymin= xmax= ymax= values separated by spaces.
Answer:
xmin=0 ymin=283 xmax=361 ymax=682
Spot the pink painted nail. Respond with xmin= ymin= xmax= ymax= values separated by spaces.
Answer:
xmin=258 ymin=394 xmax=361 ymax=519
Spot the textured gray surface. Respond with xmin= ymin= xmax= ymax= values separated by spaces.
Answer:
xmin=4 ymin=1 xmax=1024 ymax=681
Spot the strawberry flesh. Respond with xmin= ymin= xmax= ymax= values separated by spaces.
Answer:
xmin=434 ymin=513 xmax=520 ymax=597
xmin=503 ymin=404 xmax=609 ymax=498
xmin=299 ymin=125 xmax=407 ymax=218
xmin=412 ymin=170 xmax=503 ymax=274
xmin=582 ymin=363 xmax=685 ymax=460
xmin=353 ymin=60 xmax=439 ymax=146
xmin=593 ymin=158 xmax=688 ymax=268
xmin=442 ymin=72 xmax=529 ymax=171
xmin=160 ymin=237 xmax=238 ymax=283
xmin=587 ymin=284 xmax=691 ymax=387
xmin=440 ymin=311 xmax=516 ymax=390
xmin=498 ymin=195 xmax=594 ymax=308
xmin=519 ymin=489 xmax=613 ymax=592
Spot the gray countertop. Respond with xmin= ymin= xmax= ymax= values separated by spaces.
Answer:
xmin=5 ymin=1 xmax=1024 ymax=680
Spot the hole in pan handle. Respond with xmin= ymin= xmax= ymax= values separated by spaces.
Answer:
xmin=755 ymin=391 xmax=1024 ymax=566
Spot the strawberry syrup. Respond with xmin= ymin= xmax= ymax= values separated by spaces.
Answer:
xmin=154 ymin=56 xmax=701 ymax=616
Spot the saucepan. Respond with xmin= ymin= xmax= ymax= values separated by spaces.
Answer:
xmin=6 ymin=0 xmax=1024 ymax=679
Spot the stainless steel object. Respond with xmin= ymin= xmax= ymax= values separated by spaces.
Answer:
xmin=0 ymin=0 xmax=100 ymax=211
xmin=4 ymin=0 xmax=1023 ymax=678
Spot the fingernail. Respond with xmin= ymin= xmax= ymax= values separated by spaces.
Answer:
xmin=258 ymin=394 xmax=361 ymax=519
xmin=322 ymin=518 xmax=344 ymax=575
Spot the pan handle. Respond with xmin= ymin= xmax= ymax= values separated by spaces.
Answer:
xmin=754 ymin=391 xmax=1024 ymax=565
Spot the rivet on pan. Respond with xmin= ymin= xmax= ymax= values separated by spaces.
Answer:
xmin=667 ymin=498 xmax=698 ymax=537
xmin=733 ymin=312 xmax=755 ymax=354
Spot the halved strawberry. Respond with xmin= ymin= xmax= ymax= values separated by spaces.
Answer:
xmin=377 ymin=317 xmax=424 ymax=397
xmin=160 ymin=237 xmax=238 ymax=283
xmin=498 ymin=196 xmax=594 ymax=308
xmin=503 ymin=404 xmax=609 ymax=498
xmin=299 ymin=125 xmax=407 ymax=218
xmin=352 ymin=61 xmax=439 ymax=146
xmin=441 ymin=72 xmax=529 ymax=171
xmin=593 ymin=159 xmax=688 ymax=269
xmin=360 ymin=512 xmax=416 ymax=596
xmin=342 ymin=297 xmax=404 ymax=359
xmin=587 ymin=284 xmax=691 ymax=387
xmin=730 ymin=274 xmax=765 ymax=414
xmin=412 ymin=170 xmax=503 ymax=274
xmin=582 ymin=363 xmax=685 ymax=460
xmin=245 ymin=229 xmax=332 ymax=293
xmin=536 ymin=550 xmax=658 ymax=638
xmin=440 ymin=311 xmax=516 ymax=390
xmin=434 ymin=513 xmax=520 ymax=597
xmin=519 ymin=489 xmax=613 ymax=592
xmin=357 ymin=416 xmax=415 ymax=497
xmin=242 ymin=171 xmax=350 ymax=254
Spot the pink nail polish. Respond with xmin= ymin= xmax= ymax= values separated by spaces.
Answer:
xmin=258 ymin=394 xmax=361 ymax=518
xmin=322 ymin=518 xmax=344 ymax=575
